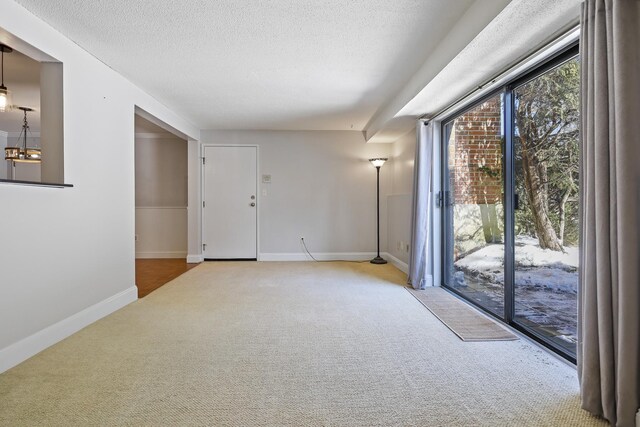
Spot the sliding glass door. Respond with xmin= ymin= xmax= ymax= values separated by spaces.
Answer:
xmin=442 ymin=47 xmax=580 ymax=360
xmin=512 ymin=56 xmax=580 ymax=356
xmin=443 ymin=94 xmax=505 ymax=317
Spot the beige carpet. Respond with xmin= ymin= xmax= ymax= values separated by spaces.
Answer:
xmin=0 ymin=262 xmax=605 ymax=426
xmin=407 ymin=287 xmax=518 ymax=341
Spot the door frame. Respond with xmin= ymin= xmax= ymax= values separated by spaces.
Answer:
xmin=439 ymin=43 xmax=580 ymax=363
xmin=439 ymin=88 xmax=507 ymax=321
xmin=200 ymin=143 xmax=260 ymax=261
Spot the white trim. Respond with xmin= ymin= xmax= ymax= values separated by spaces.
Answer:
xmin=259 ymin=252 xmax=377 ymax=262
xmin=187 ymin=254 xmax=204 ymax=263
xmin=135 ymin=206 xmax=187 ymax=210
xmin=135 ymin=251 xmax=187 ymax=259
xmin=384 ymin=252 xmax=409 ymax=274
xmin=135 ymin=132 xmax=184 ymax=140
xmin=134 ymin=106 xmax=197 ymax=141
xmin=0 ymin=286 xmax=137 ymax=373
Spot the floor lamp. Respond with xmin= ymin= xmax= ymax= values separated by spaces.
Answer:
xmin=369 ymin=158 xmax=388 ymax=264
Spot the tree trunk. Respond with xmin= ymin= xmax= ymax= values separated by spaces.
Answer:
xmin=479 ymin=204 xmax=501 ymax=244
xmin=521 ymin=146 xmax=563 ymax=251
xmin=558 ymin=190 xmax=571 ymax=245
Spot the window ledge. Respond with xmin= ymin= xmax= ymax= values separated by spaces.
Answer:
xmin=0 ymin=179 xmax=73 ymax=188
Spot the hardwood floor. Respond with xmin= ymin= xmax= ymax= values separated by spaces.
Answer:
xmin=135 ymin=259 xmax=199 ymax=298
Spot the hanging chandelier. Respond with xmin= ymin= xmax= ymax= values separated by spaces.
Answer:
xmin=0 ymin=44 xmax=12 ymax=113
xmin=4 ymin=107 xmax=41 ymax=163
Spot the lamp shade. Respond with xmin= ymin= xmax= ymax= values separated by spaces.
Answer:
xmin=0 ymin=87 xmax=9 ymax=113
xmin=369 ymin=158 xmax=388 ymax=168
xmin=0 ymin=44 xmax=13 ymax=113
xmin=4 ymin=147 xmax=41 ymax=162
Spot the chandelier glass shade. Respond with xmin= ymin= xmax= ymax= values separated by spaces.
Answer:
xmin=0 ymin=86 xmax=10 ymax=113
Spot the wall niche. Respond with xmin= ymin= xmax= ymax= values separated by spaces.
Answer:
xmin=0 ymin=32 xmax=65 ymax=186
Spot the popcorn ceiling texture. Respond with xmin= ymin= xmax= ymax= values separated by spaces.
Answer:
xmin=12 ymin=0 xmax=474 ymax=131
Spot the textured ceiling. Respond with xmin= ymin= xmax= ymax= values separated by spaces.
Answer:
xmin=366 ymin=0 xmax=582 ymax=141
xmin=400 ymin=0 xmax=582 ymax=118
xmin=13 ymin=0 xmax=477 ymax=131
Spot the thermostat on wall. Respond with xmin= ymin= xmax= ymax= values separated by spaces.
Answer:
xmin=262 ymin=174 xmax=272 ymax=183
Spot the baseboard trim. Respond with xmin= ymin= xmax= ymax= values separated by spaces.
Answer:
xmin=259 ymin=252 xmax=377 ymax=262
xmin=0 ymin=286 xmax=138 ymax=374
xmin=136 ymin=251 xmax=188 ymax=259
xmin=383 ymin=252 xmax=409 ymax=274
xmin=187 ymin=254 xmax=204 ymax=263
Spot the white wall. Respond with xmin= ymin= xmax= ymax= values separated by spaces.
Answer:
xmin=0 ymin=131 xmax=8 ymax=179
xmin=187 ymin=139 xmax=202 ymax=262
xmin=387 ymin=129 xmax=416 ymax=265
xmin=200 ymin=130 xmax=392 ymax=259
xmin=135 ymin=208 xmax=187 ymax=258
xmin=135 ymin=135 xmax=188 ymax=258
xmin=0 ymin=0 xmax=199 ymax=372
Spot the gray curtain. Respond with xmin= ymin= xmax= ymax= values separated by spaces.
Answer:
xmin=578 ymin=1 xmax=640 ymax=426
xmin=408 ymin=120 xmax=433 ymax=289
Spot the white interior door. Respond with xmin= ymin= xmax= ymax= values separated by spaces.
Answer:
xmin=202 ymin=146 xmax=257 ymax=259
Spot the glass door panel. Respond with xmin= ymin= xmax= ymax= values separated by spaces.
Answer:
xmin=443 ymin=94 xmax=505 ymax=317
xmin=512 ymin=56 xmax=580 ymax=357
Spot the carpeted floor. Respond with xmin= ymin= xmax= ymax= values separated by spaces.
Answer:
xmin=0 ymin=262 xmax=605 ymax=426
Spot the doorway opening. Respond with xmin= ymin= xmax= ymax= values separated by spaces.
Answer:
xmin=134 ymin=114 xmax=190 ymax=297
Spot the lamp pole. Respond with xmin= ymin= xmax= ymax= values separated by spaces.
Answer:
xmin=369 ymin=158 xmax=387 ymax=264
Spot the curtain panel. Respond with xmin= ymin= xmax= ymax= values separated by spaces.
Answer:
xmin=408 ymin=120 xmax=434 ymax=289
xmin=578 ymin=1 xmax=640 ymax=426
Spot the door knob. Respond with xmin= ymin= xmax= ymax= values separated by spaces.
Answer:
xmin=250 ymin=202 xmax=256 ymax=207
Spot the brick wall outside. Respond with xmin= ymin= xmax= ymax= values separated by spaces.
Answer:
xmin=449 ymin=96 xmax=503 ymax=205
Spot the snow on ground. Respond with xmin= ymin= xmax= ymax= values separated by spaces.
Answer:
xmin=455 ymin=236 xmax=578 ymax=293
xmin=453 ymin=236 xmax=579 ymax=347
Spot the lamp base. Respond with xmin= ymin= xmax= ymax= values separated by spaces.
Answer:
xmin=370 ymin=256 xmax=387 ymax=265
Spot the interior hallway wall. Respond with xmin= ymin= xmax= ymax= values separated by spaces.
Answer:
xmin=135 ymin=134 xmax=188 ymax=258
xmin=0 ymin=0 xmax=199 ymax=372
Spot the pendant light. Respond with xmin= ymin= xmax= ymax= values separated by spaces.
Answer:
xmin=5 ymin=107 xmax=41 ymax=163
xmin=0 ymin=44 xmax=13 ymax=113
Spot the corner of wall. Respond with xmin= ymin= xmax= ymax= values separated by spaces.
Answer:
xmin=0 ymin=287 xmax=137 ymax=373
xmin=187 ymin=254 xmax=204 ymax=264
